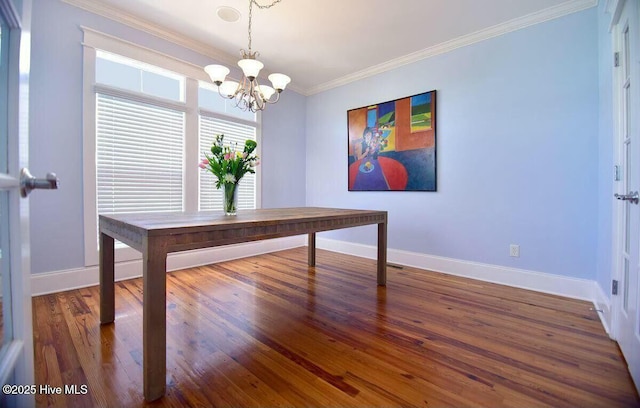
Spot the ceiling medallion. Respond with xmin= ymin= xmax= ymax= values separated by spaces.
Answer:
xmin=216 ymin=6 xmax=241 ymax=22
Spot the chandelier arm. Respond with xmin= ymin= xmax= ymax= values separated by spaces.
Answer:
xmin=216 ymin=87 xmax=236 ymax=100
xmin=240 ymin=76 xmax=251 ymax=109
xmin=254 ymin=89 xmax=266 ymax=111
xmin=233 ymin=79 xmax=244 ymax=99
xmin=235 ymin=95 xmax=247 ymax=111
xmin=263 ymin=91 xmax=281 ymax=104
xmin=240 ymin=75 xmax=250 ymax=92
xmin=248 ymin=80 xmax=256 ymax=111
xmin=250 ymin=77 xmax=265 ymax=112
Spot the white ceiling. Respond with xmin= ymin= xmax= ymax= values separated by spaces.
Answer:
xmin=66 ymin=0 xmax=596 ymax=95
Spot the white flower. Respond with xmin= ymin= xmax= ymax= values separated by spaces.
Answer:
xmin=223 ymin=173 xmax=236 ymax=183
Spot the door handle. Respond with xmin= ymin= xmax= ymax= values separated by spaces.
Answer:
xmin=19 ymin=168 xmax=59 ymax=198
xmin=614 ymin=191 xmax=639 ymax=204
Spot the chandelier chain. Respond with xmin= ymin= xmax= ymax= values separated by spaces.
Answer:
xmin=247 ymin=0 xmax=282 ymax=52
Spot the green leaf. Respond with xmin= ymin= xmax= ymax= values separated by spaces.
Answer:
xmin=244 ymin=140 xmax=257 ymax=154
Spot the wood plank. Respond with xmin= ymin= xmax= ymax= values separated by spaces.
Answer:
xmin=35 ymin=248 xmax=640 ymax=407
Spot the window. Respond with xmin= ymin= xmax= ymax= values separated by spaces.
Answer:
xmin=198 ymin=103 xmax=257 ymax=211
xmin=199 ymin=115 xmax=257 ymax=210
xmin=96 ymin=93 xmax=185 ymax=214
xmin=198 ymin=84 xmax=258 ymax=211
xmin=82 ymin=29 xmax=261 ymax=266
xmin=96 ymin=51 xmax=185 ymax=102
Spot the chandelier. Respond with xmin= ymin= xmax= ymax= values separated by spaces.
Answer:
xmin=204 ymin=0 xmax=291 ymax=113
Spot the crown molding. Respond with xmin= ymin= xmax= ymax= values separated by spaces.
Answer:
xmin=62 ymin=0 xmax=595 ymax=97
xmin=62 ymin=0 xmax=236 ymax=66
xmin=305 ymin=0 xmax=597 ymax=95
xmin=61 ymin=0 xmax=306 ymax=94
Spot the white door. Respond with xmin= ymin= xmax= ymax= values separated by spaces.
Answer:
xmin=613 ymin=0 xmax=640 ymax=393
xmin=0 ymin=0 xmax=40 ymax=407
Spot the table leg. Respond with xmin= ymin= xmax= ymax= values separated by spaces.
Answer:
xmin=99 ymin=232 xmax=115 ymax=324
xmin=377 ymin=222 xmax=387 ymax=285
xmin=143 ymin=236 xmax=168 ymax=401
xmin=308 ymin=232 xmax=316 ymax=267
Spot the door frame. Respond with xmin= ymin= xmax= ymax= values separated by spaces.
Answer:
xmin=609 ymin=0 xmax=624 ymax=343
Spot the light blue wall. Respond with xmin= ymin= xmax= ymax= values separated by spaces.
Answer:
xmin=29 ymin=0 xmax=602 ymax=282
xmin=306 ymin=9 xmax=599 ymax=279
xmin=261 ymin=90 xmax=306 ymax=208
xmin=596 ymin=1 xmax=614 ymax=298
xmin=28 ymin=0 xmax=305 ymax=274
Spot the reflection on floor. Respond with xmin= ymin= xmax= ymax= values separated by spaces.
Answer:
xmin=33 ymin=248 xmax=639 ymax=407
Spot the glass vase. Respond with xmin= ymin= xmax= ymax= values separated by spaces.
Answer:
xmin=223 ymin=182 xmax=238 ymax=216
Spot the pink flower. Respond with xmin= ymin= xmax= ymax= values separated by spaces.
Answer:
xmin=199 ymin=162 xmax=207 ymax=169
xmin=224 ymin=153 xmax=232 ymax=160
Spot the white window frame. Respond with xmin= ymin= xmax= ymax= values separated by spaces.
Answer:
xmin=198 ymin=106 xmax=262 ymax=211
xmin=82 ymin=28 xmax=261 ymax=266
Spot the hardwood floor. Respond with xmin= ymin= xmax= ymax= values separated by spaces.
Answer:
xmin=33 ymin=248 xmax=639 ymax=407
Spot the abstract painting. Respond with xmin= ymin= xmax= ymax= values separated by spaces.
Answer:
xmin=347 ymin=90 xmax=436 ymax=191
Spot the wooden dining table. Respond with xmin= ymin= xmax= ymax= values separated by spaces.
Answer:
xmin=98 ymin=207 xmax=388 ymax=401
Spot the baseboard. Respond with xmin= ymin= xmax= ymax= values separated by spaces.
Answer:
xmin=31 ymin=236 xmax=305 ymax=296
xmin=316 ymin=237 xmax=595 ymax=301
xmin=592 ymin=282 xmax=612 ymax=337
xmin=34 ymin=234 xmax=605 ymax=318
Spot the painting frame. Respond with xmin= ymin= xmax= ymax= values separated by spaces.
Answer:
xmin=347 ymin=90 xmax=437 ymax=192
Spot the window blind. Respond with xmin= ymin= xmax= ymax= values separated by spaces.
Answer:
xmin=199 ymin=115 xmax=257 ymax=211
xmin=96 ymin=93 xmax=185 ymax=215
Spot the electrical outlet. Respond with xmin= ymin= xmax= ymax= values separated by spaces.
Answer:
xmin=509 ymin=244 xmax=520 ymax=257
